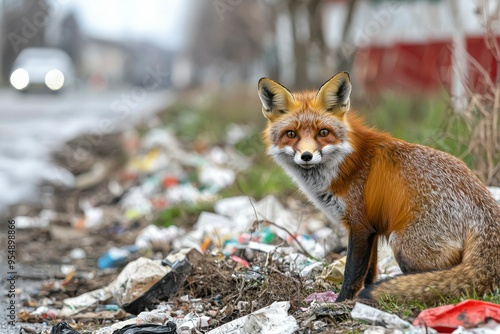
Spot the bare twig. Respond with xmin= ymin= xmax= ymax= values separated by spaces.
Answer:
xmin=262 ymin=219 xmax=317 ymax=260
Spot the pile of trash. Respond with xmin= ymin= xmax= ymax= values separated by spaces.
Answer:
xmin=16 ymin=192 xmax=500 ymax=333
xmin=15 ymin=193 xmax=358 ymax=333
xmin=9 ymin=121 xmax=500 ymax=334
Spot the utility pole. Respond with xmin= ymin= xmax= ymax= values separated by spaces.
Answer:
xmin=0 ymin=0 xmax=4 ymax=86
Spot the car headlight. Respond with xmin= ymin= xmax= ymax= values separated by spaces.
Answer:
xmin=45 ymin=69 xmax=65 ymax=90
xmin=10 ymin=68 xmax=30 ymax=90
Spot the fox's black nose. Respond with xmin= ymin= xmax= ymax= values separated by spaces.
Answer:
xmin=301 ymin=151 xmax=313 ymax=162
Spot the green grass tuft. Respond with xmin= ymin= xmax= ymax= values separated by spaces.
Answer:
xmin=156 ymin=201 xmax=214 ymax=228
xmin=375 ymin=289 xmax=500 ymax=321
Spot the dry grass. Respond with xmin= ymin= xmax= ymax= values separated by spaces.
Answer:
xmin=176 ymin=252 xmax=311 ymax=321
xmin=454 ymin=1 xmax=500 ymax=185
xmin=428 ymin=3 xmax=500 ymax=186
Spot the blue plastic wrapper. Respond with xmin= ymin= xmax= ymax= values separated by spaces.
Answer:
xmin=97 ymin=245 xmax=138 ymax=269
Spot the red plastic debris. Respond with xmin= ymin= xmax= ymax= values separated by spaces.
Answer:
xmin=413 ymin=300 xmax=500 ymax=333
xmin=162 ymin=176 xmax=179 ymax=188
xmin=237 ymin=233 xmax=251 ymax=244
xmin=230 ymin=255 xmax=250 ymax=268
xmin=150 ymin=197 xmax=168 ymax=209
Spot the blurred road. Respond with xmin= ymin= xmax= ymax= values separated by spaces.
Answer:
xmin=0 ymin=87 xmax=172 ymax=213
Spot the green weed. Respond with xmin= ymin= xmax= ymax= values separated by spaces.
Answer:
xmin=375 ymin=289 xmax=500 ymax=321
xmin=156 ymin=201 xmax=214 ymax=228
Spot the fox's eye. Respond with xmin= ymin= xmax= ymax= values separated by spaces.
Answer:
xmin=286 ymin=131 xmax=296 ymax=139
xmin=319 ymin=129 xmax=329 ymax=137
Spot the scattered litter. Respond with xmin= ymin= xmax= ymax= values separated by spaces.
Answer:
xmin=112 ymin=323 xmax=177 ymax=334
xmin=93 ymin=308 xmax=175 ymax=334
xmin=111 ymin=257 xmax=169 ymax=307
xmin=96 ymin=304 xmax=121 ymax=312
xmin=74 ymin=161 xmax=110 ymax=190
xmin=14 ymin=213 xmax=51 ymax=229
xmin=60 ymin=264 xmax=77 ymax=276
xmin=59 ymin=256 xmax=192 ymax=318
xmin=299 ymin=261 xmax=324 ymax=278
xmin=213 ymin=196 xmax=253 ymax=216
xmin=352 ymin=302 xmax=436 ymax=334
xmin=69 ymin=248 xmax=86 ymax=260
xmin=60 ymin=287 xmax=113 ymax=317
xmin=316 ymin=256 xmax=346 ymax=285
xmin=17 ymin=116 xmax=464 ymax=334
xmin=206 ymin=301 xmax=299 ymax=334
xmin=98 ymin=245 xmax=138 ymax=269
xmin=50 ymin=224 xmax=86 ymax=240
xmin=304 ymin=291 xmax=338 ymax=304
xmin=120 ymin=259 xmax=191 ymax=315
xmin=377 ymin=242 xmax=402 ymax=278
xmin=178 ymin=313 xmax=211 ymax=334
xmin=50 ymin=321 xmax=79 ymax=334
xmin=81 ymin=202 xmax=105 ymax=228
xmin=451 ymin=320 xmax=500 ymax=334
xmin=199 ymin=165 xmax=236 ymax=192
xmin=50 ymin=322 xmax=177 ymax=334
xmin=117 ymin=127 xmax=253 ymax=216
xmin=225 ymin=123 xmax=252 ymax=145
xmin=135 ymin=225 xmax=184 ymax=250
xmin=230 ymin=255 xmax=250 ymax=268
xmin=20 ymin=306 xmax=59 ymax=322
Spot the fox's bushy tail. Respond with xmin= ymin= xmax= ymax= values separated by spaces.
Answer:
xmin=359 ymin=235 xmax=500 ymax=304
xmin=360 ymin=264 xmax=497 ymax=304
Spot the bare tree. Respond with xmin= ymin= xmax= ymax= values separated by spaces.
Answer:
xmin=1 ymin=0 xmax=50 ymax=82
xmin=59 ymin=12 xmax=82 ymax=73
xmin=433 ymin=0 xmax=500 ymax=185
xmin=336 ymin=0 xmax=360 ymax=74
xmin=263 ymin=0 xmax=333 ymax=89
xmin=188 ymin=1 xmax=271 ymax=85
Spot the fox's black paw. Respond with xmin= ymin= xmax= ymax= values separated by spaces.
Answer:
xmin=358 ymin=285 xmax=375 ymax=301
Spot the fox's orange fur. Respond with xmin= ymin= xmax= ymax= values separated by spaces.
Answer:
xmin=258 ymin=72 xmax=500 ymax=303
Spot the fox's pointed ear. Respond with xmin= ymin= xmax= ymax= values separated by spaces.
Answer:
xmin=258 ymin=77 xmax=295 ymax=120
xmin=316 ymin=72 xmax=351 ymax=115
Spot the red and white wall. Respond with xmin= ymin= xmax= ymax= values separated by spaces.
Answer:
xmin=323 ymin=0 xmax=500 ymax=95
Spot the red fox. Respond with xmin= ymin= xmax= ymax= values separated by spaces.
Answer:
xmin=257 ymin=72 xmax=500 ymax=303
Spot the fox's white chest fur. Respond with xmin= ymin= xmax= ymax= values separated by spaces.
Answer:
xmin=269 ymin=146 xmax=347 ymax=224
xmin=292 ymin=165 xmax=347 ymax=225
xmin=304 ymin=185 xmax=346 ymax=225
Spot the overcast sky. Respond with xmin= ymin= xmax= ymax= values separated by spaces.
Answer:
xmin=61 ymin=0 xmax=193 ymax=50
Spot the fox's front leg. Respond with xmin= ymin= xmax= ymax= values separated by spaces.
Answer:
xmin=337 ymin=224 xmax=376 ymax=301
xmin=364 ymin=235 xmax=379 ymax=285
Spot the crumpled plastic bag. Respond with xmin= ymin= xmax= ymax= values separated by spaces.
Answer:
xmin=50 ymin=322 xmax=80 ymax=334
xmin=112 ymin=323 xmax=176 ymax=334
xmin=50 ymin=322 xmax=177 ymax=334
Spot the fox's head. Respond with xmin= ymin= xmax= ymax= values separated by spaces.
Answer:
xmin=258 ymin=72 xmax=353 ymax=174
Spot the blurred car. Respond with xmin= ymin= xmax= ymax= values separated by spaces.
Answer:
xmin=9 ymin=47 xmax=75 ymax=92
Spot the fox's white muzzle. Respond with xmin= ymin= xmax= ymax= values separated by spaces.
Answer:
xmin=294 ymin=151 xmax=322 ymax=168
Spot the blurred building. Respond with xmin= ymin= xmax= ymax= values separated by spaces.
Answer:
xmin=324 ymin=0 xmax=500 ymax=95
xmin=1 ymin=1 xmax=173 ymax=89
xmin=77 ymin=38 xmax=171 ymax=90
